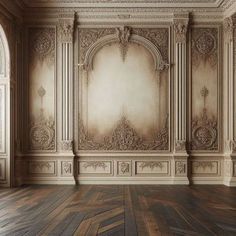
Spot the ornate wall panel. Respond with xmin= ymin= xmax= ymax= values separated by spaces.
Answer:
xmin=78 ymin=161 xmax=113 ymax=175
xmin=0 ymin=86 xmax=4 ymax=152
xmin=135 ymin=161 xmax=170 ymax=175
xmin=77 ymin=27 xmax=169 ymax=152
xmin=192 ymin=160 xmax=220 ymax=176
xmin=28 ymin=160 xmax=56 ymax=175
xmin=0 ymin=158 xmax=6 ymax=181
xmin=190 ymin=27 xmax=219 ymax=151
xmin=28 ymin=27 xmax=56 ymax=151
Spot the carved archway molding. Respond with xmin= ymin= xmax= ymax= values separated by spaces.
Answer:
xmin=82 ymin=30 xmax=169 ymax=71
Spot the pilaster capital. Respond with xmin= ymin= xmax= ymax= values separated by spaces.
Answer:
xmin=223 ymin=17 xmax=234 ymax=42
xmin=58 ymin=18 xmax=74 ymax=43
xmin=173 ymin=14 xmax=189 ymax=43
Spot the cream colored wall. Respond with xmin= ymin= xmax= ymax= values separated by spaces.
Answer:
xmin=0 ymin=1 xmax=235 ymax=186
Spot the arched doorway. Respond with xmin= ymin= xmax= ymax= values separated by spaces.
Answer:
xmin=0 ymin=24 xmax=11 ymax=187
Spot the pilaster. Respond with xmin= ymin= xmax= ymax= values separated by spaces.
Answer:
xmin=57 ymin=16 xmax=75 ymax=183
xmin=173 ymin=14 xmax=189 ymax=184
xmin=223 ymin=16 xmax=236 ymax=186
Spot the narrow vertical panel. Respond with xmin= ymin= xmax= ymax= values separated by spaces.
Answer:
xmin=191 ymin=28 xmax=218 ymax=151
xmin=28 ymin=28 xmax=56 ymax=151
xmin=0 ymin=86 xmax=5 ymax=153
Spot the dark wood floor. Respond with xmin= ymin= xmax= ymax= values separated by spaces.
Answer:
xmin=0 ymin=185 xmax=235 ymax=236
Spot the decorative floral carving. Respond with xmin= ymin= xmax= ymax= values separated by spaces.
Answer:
xmin=83 ymin=161 xmax=107 ymax=170
xmin=30 ymin=161 xmax=51 ymax=171
xmin=225 ymin=140 xmax=236 ymax=153
xmin=223 ymin=17 xmax=233 ymax=42
xmin=120 ymin=162 xmax=130 ymax=174
xmin=132 ymin=28 xmax=169 ymax=61
xmin=58 ymin=19 xmax=74 ymax=42
xmin=79 ymin=28 xmax=115 ymax=62
xmin=116 ymin=26 xmax=131 ymax=61
xmin=62 ymin=162 xmax=72 ymax=174
xmin=139 ymin=161 xmax=164 ymax=170
xmin=78 ymin=115 xmax=168 ymax=151
xmin=173 ymin=19 xmax=188 ymax=43
xmin=175 ymin=140 xmax=186 ymax=152
xmin=225 ymin=161 xmax=232 ymax=177
xmin=176 ymin=161 xmax=186 ymax=175
xmin=191 ymin=87 xmax=217 ymax=150
xmin=193 ymin=161 xmax=214 ymax=170
xmin=79 ymin=28 xmax=169 ymax=64
xmin=192 ymin=28 xmax=217 ymax=68
xmin=29 ymin=87 xmax=55 ymax=150
xmin=29 ymin=28 xmax=55 ymax=64
xmin=59 ymin=140 xmax=73 ymax=151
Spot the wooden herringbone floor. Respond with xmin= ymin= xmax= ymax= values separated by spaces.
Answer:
xmin=0 ymin=185 xmax=235 ymax=236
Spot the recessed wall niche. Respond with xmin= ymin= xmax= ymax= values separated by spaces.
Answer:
xmin=77 ymin=28 xmax=169 ymax=151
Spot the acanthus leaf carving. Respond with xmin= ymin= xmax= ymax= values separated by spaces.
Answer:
xmin=139 ymin=161 xmax=164 ymax=170
xmin=193 ymin=161 xmax=214 ymax=170
xmin=173 ymin=19 xmax=188 ymax=43
xmin=223 ymin=17 xmax=233 ymax=43
xmin=116 ymin=26 xmax=131 ymax=61
xmin=83 ymin=161 xmax=107 ymax=170
xmin=78 ymin=115 xmax=168 ymax=151
xmin=59 ymin=140 xmax=73 ymax=151
xmin=58 ymin=19 xmax=74 ymax=43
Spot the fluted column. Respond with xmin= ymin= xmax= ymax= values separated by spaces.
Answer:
xmin=223 ymin=16 xmax=236 ymax=186
xmin=172 ymin=14 xmax=189 ymax=184
xmin=58 ymin=18 xmax=74 ymax=152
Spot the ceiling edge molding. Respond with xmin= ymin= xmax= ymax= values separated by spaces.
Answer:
xmin=0 ymin=0 xmax=23 ymax=20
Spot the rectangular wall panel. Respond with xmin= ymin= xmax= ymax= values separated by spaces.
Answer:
xmin=27 ymin=27 xmax=56 ymax=151
xmin=190 ymin=27 xmax=219 ymax=152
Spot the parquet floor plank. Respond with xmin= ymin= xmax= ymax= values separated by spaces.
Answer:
xmin=0 ymin=185 xmax=235 ymax=236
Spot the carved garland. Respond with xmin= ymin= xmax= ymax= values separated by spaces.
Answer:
xmin=139 ymin=161 xmax=164 ymax=170
xmin=78 ymin=115 xmax=168 ymax=151
xmin=192 ymin=28 xmax=217 ymax=68
xmin=83 ymin=161 xmax=107 ymax=170
xmin=193 ymin=161 xmax=214 ymax=170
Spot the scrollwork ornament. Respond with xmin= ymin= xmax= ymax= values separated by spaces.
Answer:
xmin=173 ymin=19 xmax=188 ymax=43
xmin=62 ymin=162 xmax=72 ymax=174
xmin=29 ymin=113 xmax=55 ymax=151
xmin=192 ymin=28 xmax=217 ymax=68
xmin=30 ymin=28 xmax=55 ymax=64
xmin=83 ymin=161 xmax=107 ymax=170
xmin=78 ymin=115 xmax=168 ymax=151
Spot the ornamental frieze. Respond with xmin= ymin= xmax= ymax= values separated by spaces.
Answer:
xmin=192 ymin=28 xmax=217 ymax=68
xmin=78 ymin=115 xmax=168 ymax=151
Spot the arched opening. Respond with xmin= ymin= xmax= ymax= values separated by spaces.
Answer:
xmin=0 ymin=24 xmax=11 ymax=186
